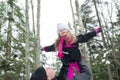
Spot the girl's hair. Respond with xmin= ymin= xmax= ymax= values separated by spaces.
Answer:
xmin=54 ymin=31 xmax=76 ymax=51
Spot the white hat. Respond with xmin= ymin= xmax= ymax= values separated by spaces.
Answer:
xmin=57 ymin=23 xmax=71 ymax=35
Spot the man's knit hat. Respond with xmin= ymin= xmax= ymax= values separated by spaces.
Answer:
xmin=30 ymin=66 xmax=47 ymax=80
xmin=57 ymin=23 xmax=71 ymax=35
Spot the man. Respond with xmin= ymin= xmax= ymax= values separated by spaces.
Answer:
xmin=30 ymin=66 xmax=56 ymax=80
xmin=30 ymin=61 xmax=92 ymax=80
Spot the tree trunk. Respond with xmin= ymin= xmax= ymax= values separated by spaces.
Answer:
xmin=93 ymin=0 xmax=106 ymax=47
xmin=6 ymin=0 xmax=13 ymax=57
xmin=69 ymin=0 xmax=77 ymax=34
xmin=25 ymin=0 xmax=30 ymax=79
xmin=34 ymin=0 xmax=41 ymax=69
xmin=92 ymin=0 xmax=112 ymax=80
xmin=75 ymin=0 xmax=92 ymax=71
xmin=30 ymin=0 xmax=37 ymax=70
xmin=4 ymin=0 xmax=13 ymax=79
xmin=107 ymin=57 xmax=112 ymax=80
xmin=6 ymin=15 xmax=12 ymax=57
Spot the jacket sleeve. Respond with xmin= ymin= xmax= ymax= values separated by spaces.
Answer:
xmin=71 ymin=61 xmax=92 ymax=80
xmin=43 ymin=43 xmax=55 ymax=52
xmin=76 ymin=31 xmax=96 ymax=43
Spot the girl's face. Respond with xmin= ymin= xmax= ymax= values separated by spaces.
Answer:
xmin=59 ymin=28 xmax=69 ymax=37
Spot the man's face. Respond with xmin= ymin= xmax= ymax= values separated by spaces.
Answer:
xmin=45 ymin=67 xmax=56 ymax=80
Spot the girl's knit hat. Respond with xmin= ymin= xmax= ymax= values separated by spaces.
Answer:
xmin=57 ymin=23 xmax=71 ymax=35
xmin=30 ymin=66 xmax=47 ymax=80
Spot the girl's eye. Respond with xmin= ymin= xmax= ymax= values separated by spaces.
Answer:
xmin=60 ymin=30 xmax=62 ymax=32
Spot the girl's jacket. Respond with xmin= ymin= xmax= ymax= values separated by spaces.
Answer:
xmin=43 ymin=31 xmax=97 ymax=65
xmin=52 ymin=61 xmax=92 ymax=80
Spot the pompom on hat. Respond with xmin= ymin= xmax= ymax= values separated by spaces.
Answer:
xmin=30 ymin=66 xmax=47 ymax=80
xmin=57 ymin=23 xmax=72 ymax=35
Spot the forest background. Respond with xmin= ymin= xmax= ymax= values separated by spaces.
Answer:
xmin=0 ymin=0 xmax=120 ymax=80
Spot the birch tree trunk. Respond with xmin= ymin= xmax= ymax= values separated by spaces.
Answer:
xmin=34 ymin=0 xmax=41 ymax=69
xmin=30 ymin=0 xmax=37 ymax=70
xmin=75 ymin=0 xmax=92 ymax=72
xmin=70 ymin=0 xmax=77 ymax=35
xmin=30 ymin=0 xmax=35 ymax=38
xmin=25 ymin=0 xmax=30 ymax=79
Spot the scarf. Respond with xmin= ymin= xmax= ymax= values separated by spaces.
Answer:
xmin=67 ymin=62 xmax=80 ymax=80
xmin=58 ymin=36 xmax=80 ymax=80
xmin=57 ymin=36 xmax=66 ymax=59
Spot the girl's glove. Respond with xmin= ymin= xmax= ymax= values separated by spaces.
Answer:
xmin=40 ymin=48 xmax=43 ymax=51
xmin=40 ymin=47 xmax=46 ymax=51
xmin=94 ymin=27 xmax=102 ymax=35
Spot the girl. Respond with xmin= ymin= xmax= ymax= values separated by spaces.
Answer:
xmin=42 ymin=23 xmax=101 ymax=80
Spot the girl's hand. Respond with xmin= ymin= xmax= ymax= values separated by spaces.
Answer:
xmin=94 ymin=27 xmax=102 ymax=35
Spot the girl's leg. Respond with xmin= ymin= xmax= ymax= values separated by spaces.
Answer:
xmin=57 ymin=65 xmax=68 ymax=80
xmin=72 ymin=61 xmax=92 ymax=80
